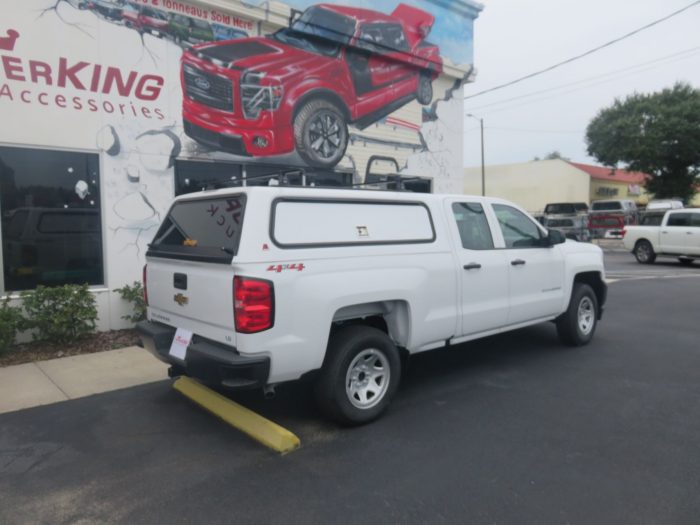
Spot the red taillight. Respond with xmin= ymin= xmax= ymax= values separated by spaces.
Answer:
xmin=143 ymin=264 xmax=148 ymax=306
xmin=621 ymin=229 xmax=627 ymax=238
xmin=233 ymin=276 xmax=274 ymax=334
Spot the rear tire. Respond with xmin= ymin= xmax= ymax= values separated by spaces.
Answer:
xmin=556 ymin=283 xmax=599 ymax=346
xmin=315 ymin=325 xmax=401 ymax=426
xmin=634 ymin=240 xmax=656 ymax=264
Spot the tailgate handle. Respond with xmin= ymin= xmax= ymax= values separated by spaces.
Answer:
xmin=174 ymin=273 xmax=187 ymax=290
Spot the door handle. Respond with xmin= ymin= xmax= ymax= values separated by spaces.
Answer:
xmin=511 ymin=259 xmax=526 ymax=266
xmin=687 ymin=231 xmax=694 ymax=235
xmin=661 ymin=231 xmax=668 ymax=234
xmin=463 ymin=262 xmax=482 ymax=270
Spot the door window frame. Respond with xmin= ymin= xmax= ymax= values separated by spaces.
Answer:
xmin=490 ymin=202 xmax=549 ymax=249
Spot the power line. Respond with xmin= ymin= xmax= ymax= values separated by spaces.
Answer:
xmin=463 ymin=0 xmax=700 ymax=100
xmin=465 ymin=46 xmax=700 ymax=112
xmin=468 ymin=49 xmax=700 ymax=116
xmin=486 ymin=127 xmax=584 ymax=134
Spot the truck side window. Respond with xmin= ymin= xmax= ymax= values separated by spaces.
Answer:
xmin=667 ymin=213 xmax=691 ymax=227
xmin=451 ymin=202 xmax=494 ymax=250
xmin=692 ymin=214 xmax=700 ymax=227
xmin=493 ymin=204 xmax=544 ymax=248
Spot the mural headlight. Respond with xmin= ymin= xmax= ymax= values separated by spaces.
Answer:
xmin=241 ymin=70 xmax=283 ymax=120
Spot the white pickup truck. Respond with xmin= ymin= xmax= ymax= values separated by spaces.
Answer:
xmin=137 ymin=187 xmax=607 ymax=424
xmin=623 ymin=209 xmax=700 ymax=265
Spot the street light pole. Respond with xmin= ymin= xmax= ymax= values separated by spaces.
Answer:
xmin=467 ymin=113 xmax=485 ymax=196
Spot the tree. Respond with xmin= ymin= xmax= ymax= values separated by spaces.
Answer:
xmin=586 ymin=83 xmax=700 ymax=203
xmin=533 ymin=150 xmax=569 ymax=161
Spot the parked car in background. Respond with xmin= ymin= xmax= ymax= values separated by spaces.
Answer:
xmin=622 ymin=209 xmax=700 ymax=265
xmin=645 ymin=199 xmax=683 ymax=211
xmin=542 ymin=202 xmax=590 ymax=241
xmin=544 ymin=202 xmax=589 ymax=215
xmin=639 ymin=211 xmax=665 ymax=226
xmin=121 ymin=2 xmax=140 ymax=27
xmin=589 ymin=214 xmax=625 ymax=239
xmin=92 ymin=0 xmax=125 ymax=21
xmin=168 ymin=15 xmax=212 ymax=44
xmin=137 ymin=6 xmax=169 ymax=36
xmin=590 ymin=199 xmax=638 ymax=224
xmin=211 ymin=24 xmax=249 ymax=41
xmin=181 ymin=3 xmax=442 ymax=168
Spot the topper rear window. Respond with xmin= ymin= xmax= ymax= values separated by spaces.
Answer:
xmin=271 ymin=198 xmax=435 ymax=248
xmin=147 ymin=195 xmax=246 ymax=263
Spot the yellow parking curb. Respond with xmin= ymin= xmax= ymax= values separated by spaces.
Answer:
xmin=173 ymin=377 xmax=300 ymax=454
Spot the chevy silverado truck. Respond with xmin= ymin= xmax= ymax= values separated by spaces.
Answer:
xmin=623 ymin=209 xmax=700 ymax=265
xmin=137 ymin=187 xmax=607 ymax=424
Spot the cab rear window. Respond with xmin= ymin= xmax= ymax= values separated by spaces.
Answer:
xmin=147 ymin=195 xmax=245 ymax=263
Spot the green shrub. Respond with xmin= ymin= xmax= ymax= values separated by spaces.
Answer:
xmin=21 ymin=284 xmax=97 ymax=344
xmin=114 ymin=281 xmax=146 ymax=323
xmin=0 ymin=296 xmax=23 ymax=353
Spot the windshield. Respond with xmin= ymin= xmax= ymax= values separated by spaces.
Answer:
xmin=148 ymin=195 xmax=246 ymax=263
xmin=273 ymin=7 xmax=355 ymax=57
xmin=592 ymin=201 xmax=622 ymax=211
xmin=545 ymin=203 xmax=576 ymax=214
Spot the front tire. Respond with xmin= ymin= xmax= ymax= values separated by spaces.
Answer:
xmin=416 ymin=73 xmax=433 ymax=105
xmin=556 ymin=283 xmax=599 ymax=346
xmin=634 ymin=240 xmax=656 ymax=264
xmin=315 ymin=326 xmax=401 ymax=426
xmin=293 ymin=99 xmax=349 ymax=168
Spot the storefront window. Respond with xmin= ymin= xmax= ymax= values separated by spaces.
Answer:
xmin=0 ymin=147 xmax=103 ymax=292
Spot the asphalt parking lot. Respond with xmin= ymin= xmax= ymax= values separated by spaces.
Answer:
xmin=2 ymin=251 xmax=700 ymax=524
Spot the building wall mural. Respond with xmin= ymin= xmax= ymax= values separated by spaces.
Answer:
xmin=0 ymin=0 xmax=481 ymax=328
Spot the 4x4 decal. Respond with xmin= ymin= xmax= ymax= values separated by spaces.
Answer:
xmin=267 ymin=263 xmax=305 ymax=273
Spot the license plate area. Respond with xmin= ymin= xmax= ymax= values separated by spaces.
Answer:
xmin=169 ymin=328 xmax=193 ymax=360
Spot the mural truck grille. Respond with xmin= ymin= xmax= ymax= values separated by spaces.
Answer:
xmin=183 ymin=66 xmax=234 ymax=112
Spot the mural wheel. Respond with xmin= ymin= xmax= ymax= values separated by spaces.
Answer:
xmin=416 ymin=73 xmax=433 ymax=105
xmin=294 ymin=99 xmax=348 ymax=168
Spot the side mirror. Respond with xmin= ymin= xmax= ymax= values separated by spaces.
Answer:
xmin=546 ymin=229 xmax=566 ymax=246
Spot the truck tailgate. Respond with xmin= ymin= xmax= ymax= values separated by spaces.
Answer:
xmin=147 ymin=258 xmax=236 ymax=344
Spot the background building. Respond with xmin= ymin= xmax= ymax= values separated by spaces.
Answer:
xmin=464 ymin=159 xmax=699 ymax=213
xmin=1 ymin=0 xmax=482 ymax=330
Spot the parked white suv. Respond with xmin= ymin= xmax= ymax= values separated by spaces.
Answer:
xmin=137 ymin=188 xmax=607 ymax=424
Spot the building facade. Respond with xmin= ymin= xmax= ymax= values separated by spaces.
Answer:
xmin=1 ymin=0 xmax=482 ymax=330
xmin=464 ymin=159 xmax=700 ymax=214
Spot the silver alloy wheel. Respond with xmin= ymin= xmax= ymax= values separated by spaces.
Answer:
xmin=308 ymin=111 xmax=342 ymax=160
xmin=345 ymin=348 xmax=391 ymax=410
xmin=577 ymin=296 xmax=595 ymax=335
xmin=636 ymin=243 xmax=650 ymax=262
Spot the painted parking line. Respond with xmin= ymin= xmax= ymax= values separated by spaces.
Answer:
xmin=173 ymin=377 xmax=301 ymax=454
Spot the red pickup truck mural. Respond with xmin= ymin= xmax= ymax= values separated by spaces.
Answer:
xmin=181 ymin=3 xmax=442 ymax=168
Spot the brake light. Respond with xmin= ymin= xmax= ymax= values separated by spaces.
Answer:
xmin=621 ymin=229 xmax=627 ymax=238
xmin=233 ymin=276 xmax=274 ymax=333
xmin=143 ymin=264 xmax=148 ymax=306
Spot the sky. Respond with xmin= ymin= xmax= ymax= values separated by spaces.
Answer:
xmin=252 ymin=0 xmax=477 ymax=65
xmin=462 ymin=0 xmax=700 ymax=168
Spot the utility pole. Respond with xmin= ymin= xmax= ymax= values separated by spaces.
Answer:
xmin=466 ymin=113 xmax=485 ymax=196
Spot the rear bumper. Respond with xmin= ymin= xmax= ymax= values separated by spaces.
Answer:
xmin=136 ymin=320 xmax=270 ymax=389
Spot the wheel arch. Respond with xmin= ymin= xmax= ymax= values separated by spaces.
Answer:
xmin=329 ymin=299 xmax=411 ymax=352
xmin=292 ymin=89 xmax=351 ymax=122
xmin=573 ymin=271 xmax=607 ymax=316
